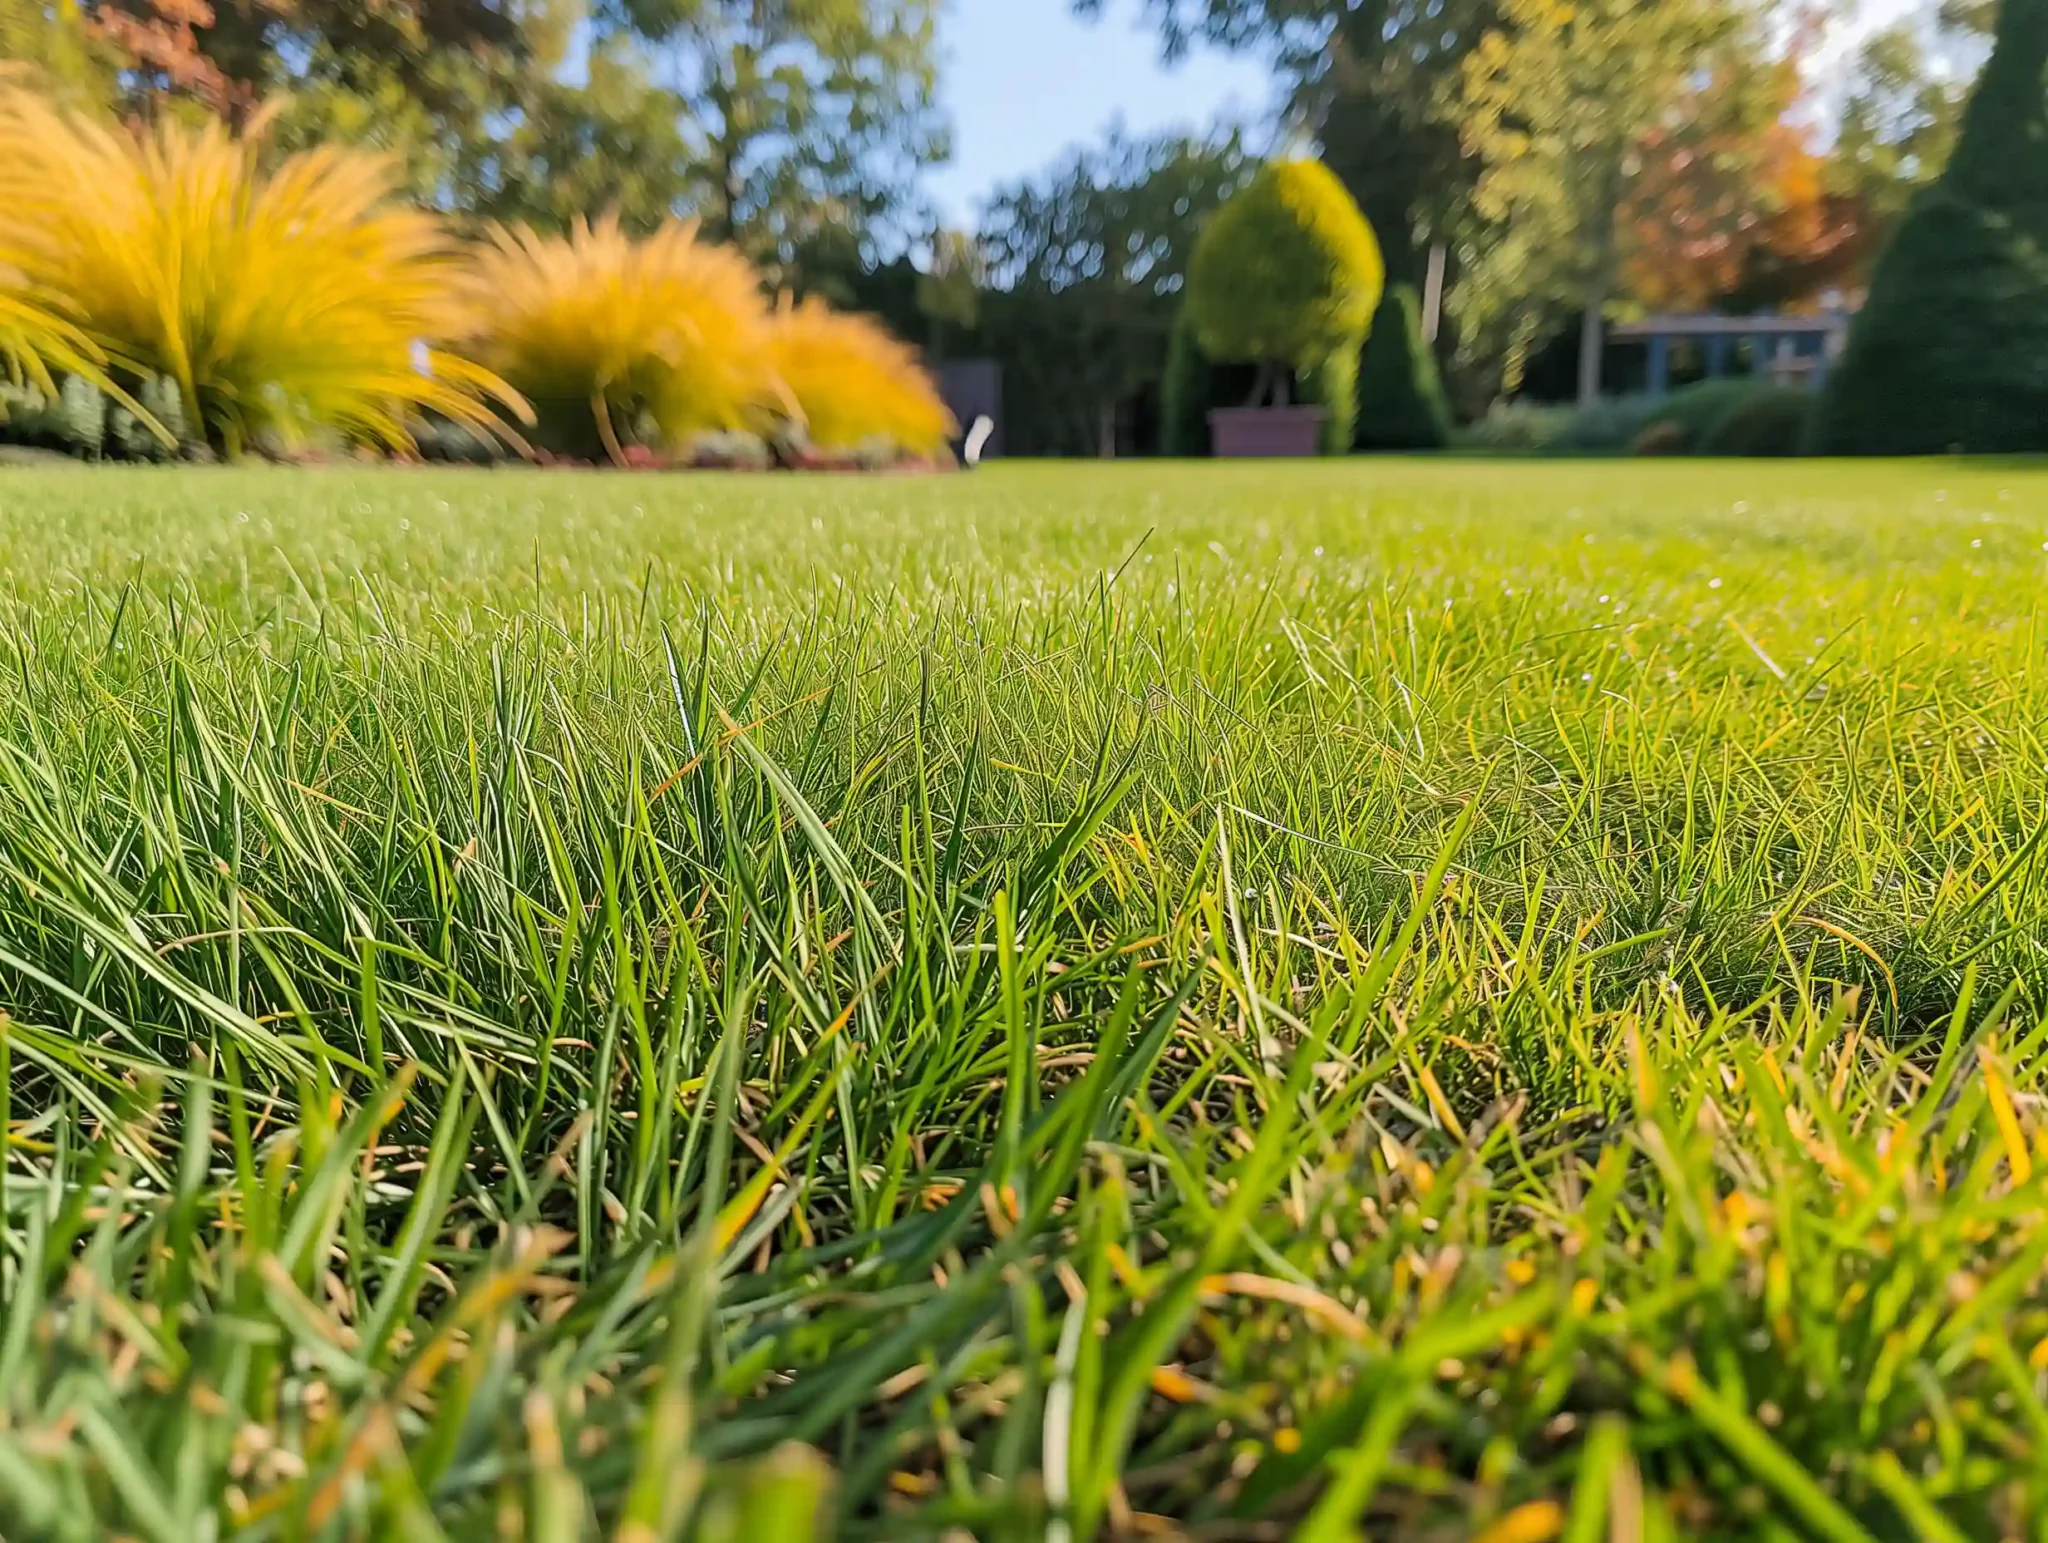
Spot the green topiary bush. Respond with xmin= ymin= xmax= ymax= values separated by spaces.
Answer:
xmin=1184 ymin=159 xmax=1383 ymax=451
xmin=1161 ymin=306 xmax=1219 ymax=458
xmin=1812 ymin=0 xmax=2048 ymax=453
xmin=1299 ymin=343 xmax=1362 ymax=456
xmin=1354 ymin=285 xmax=1452 ymax=450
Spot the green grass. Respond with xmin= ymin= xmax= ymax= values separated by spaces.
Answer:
xmin=1 ymin=457 xmax=2046 ymax=1541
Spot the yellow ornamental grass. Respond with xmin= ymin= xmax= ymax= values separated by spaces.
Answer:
xmin=0 ymin=85 xmax=110 ymax=401
xmin=0 ymin=230 xmax=100 ymax=397
xmin=462 ymin=217 xmax=780 ymax=465
xmin=767 ymin=297 xmax=956 ymax=456
xmin=0 ymin=88 xmax=524 ymax=456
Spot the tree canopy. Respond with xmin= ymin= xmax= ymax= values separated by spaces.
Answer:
xmin=3 ymin=0 xmax=945 ymax=268
xmin=1457 ymin=0 xmax=1780 ymax=400
xmin=1075 ymin=0 xmax=1494 ymax=288
xmin=973 ymin=127 xmax=1252 ymax=455
xmin=1829 ymin=2 xmax=1989 ymax=235
xmin=595 ymin=0 xmax=945 ymax=270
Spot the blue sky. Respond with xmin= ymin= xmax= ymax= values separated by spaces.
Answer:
xmin=573 ymin=0 xmax=1922 ymax=226
xmin=920 ymin=0 xmax=1926 ymax=225
xmin=927 ymin=0 xmax=1274 ymax=223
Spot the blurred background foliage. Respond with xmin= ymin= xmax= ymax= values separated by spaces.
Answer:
xmin=0 ymin=0 xmax=2006 ymax=450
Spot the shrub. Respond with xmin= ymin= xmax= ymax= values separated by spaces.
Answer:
xmin=1298 ymin=341 xmax=1361 ymax=457
xmin=1456 ymin=399 xmax=1579 ymax=454
xmin=54 ymin=373 xmax=105 ymax=456
xmin=1548 ymin=394 xmax=1660 ymax=454
xmin=764 ymin=297 xmax=954 ymax=458
xmin=464 ymin=217 xmax=777 ymax=465
xmin=413 ymin=416 xmax=506 ymax=465
xmin=0 ymin=374 xmax=116 ymax=456
xmin=1699 ymin=385 xmax=1812 ymax=456
xmin=1632 ymin=379 xmax=1770 ymax=454
xmin=1455 ymin=380 xmax=1808 ymax=457
xmin=1630 ymin=420 xmax=1688 ymax=456
xmin=0 ymin=88 xmax=521 ymax=457
xmin=1160 ymin=307 xmax=1216 ymax=457
xmin=1552 ymin=381 xmax=1763 ymax=456
xmin=1160 ymin=305 xmax=1261 ymax=457
xmin=1813 ymin=0 xmax=2048 ymax=452
xmin=685 ymin=429 xmax=774 ymax=470
xmin=1184 ymin=159 xmax=1382 ymax=448
xmin=111 ymin=375 xmax=190 ymax=461
xmin=1355 ymin=285 xmax=1452 ymax=451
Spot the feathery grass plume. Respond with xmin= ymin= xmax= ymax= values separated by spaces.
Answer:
xmin=766 ymin=295 xmax=956 ymax=457
xmin=0 ymin=247 xmax=98 ymax=400
xmin=0 ymin=76 xmax=114 ymax=404
xmin=0 ymin=87 xmax=524 ymax=457
xmin=462 ymin=216 xmax=780 ymax=466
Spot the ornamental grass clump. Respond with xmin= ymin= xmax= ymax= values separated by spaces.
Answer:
xmin=766 ymin=295 xmax=956 ymax=458
xmin=0 ymin=89 xmax=524 ymax=457
xmin=462 ymin=216 xmax=782 ymax=465
xmin=0 ymin=221 xmax=102 ymax=403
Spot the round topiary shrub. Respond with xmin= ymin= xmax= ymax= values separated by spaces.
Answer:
xmin=1184 ymin=159 xmax=1384 ymax=452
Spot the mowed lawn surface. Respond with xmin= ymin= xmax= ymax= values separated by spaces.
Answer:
xmin=0 ymin=458 xmax=2045 ymax=1539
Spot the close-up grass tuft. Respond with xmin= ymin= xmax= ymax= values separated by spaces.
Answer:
xmin=1 ymin=459 xmax=2046 ymax=1540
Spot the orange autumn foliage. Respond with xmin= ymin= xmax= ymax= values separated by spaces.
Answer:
xmin=1624 ymin=122 xmax=1869 ymax=313
xmin=1621 ymin=30 xmax=1872 ymax=313
xmin=85 ymin=0 xmax=254 ymax=117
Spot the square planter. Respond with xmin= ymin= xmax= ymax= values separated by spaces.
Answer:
xmin=1207 ymin=404 xmax=1327 ymax=458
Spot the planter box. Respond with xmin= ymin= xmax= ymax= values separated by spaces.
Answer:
xmin=1207 ymin=404 xmax=1326 ymax=458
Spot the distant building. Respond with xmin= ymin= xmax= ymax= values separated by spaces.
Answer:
xmin=1607 ymin=311 xmax=1855 ymax=396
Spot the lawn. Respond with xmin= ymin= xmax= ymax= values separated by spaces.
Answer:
xmin=0 ymin=457 xmax=2045 ymax=1541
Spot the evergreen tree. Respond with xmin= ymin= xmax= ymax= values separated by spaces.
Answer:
xmin=1814 ymin=0 xmax=2048 ymax=452
xmin=1161 ymin=305 xmax=1216 ymax=457
xmin=1355 ymin=285 xmax=1452 ymax=449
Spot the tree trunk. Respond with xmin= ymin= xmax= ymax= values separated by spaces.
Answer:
xmin=712 ymin=128 xmax=743 ymax=246
xmin=1578 ymin=182 xmax=1623 ymax=406
xmin=1248 ymin=361 xmax=1276 ymax=408
xmin=1421 ymin=243 xmax=1447 ymax=345
xmin=1577 ymin=296 xmax=1605 ymax=406
xmin=702 ymin=51 xmax=746 ymax=248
